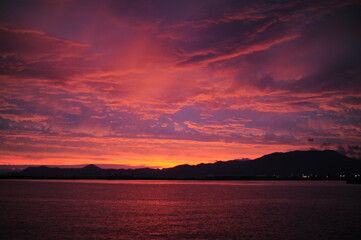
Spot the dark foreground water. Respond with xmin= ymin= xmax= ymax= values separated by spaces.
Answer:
xmin=0 ymin=180 xmax=360 ymax=240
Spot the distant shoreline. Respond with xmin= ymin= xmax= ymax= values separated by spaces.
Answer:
xmin=2 ymin=150 xmax=360 ymax=183
xmin=0 ymin=176 xmax=348 ymax=181
xmin=2 ymin=177 xmax=360 ymax=184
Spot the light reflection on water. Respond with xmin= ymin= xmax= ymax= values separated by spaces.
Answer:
xmin=0 ymin=180 xmax=360 ymax=240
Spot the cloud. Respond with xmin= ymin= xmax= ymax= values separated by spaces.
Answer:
xmin=0 ymin=26 xmax=89 ymax=60
xmin=0 ymin=26 xmax=98 ymax=84
xmin=178 ymin=34 xmax=300 ymax=66
xmin=0 ymin=0 xmax=360 ymax=166
xmin=337 ymin=145 xmax=361 ymax=159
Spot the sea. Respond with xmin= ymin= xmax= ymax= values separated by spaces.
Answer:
xmin=0 ymin=180 xmax=360 ymax=240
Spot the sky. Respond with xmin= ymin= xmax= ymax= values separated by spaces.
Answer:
xmin=0 ymin=0 xmax=361 ymax=168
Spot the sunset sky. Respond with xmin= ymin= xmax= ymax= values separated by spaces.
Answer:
xmin=1 ymin=0 xmax=360 ymax=168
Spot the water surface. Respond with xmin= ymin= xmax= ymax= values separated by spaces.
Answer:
xmin=0 ymin=180 xmax=360 ymax=239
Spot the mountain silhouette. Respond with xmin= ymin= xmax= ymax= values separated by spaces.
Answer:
xmin=82 ymin=164 xmax=101 ymax=170
xmin=3 ymin=150 xmax=361 ymax=179
xmin=156 ymin=150 xmax=361 ymax=178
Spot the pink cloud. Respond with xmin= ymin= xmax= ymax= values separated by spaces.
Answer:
xmin=0 ymin=26 xmax=90 ymax=60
